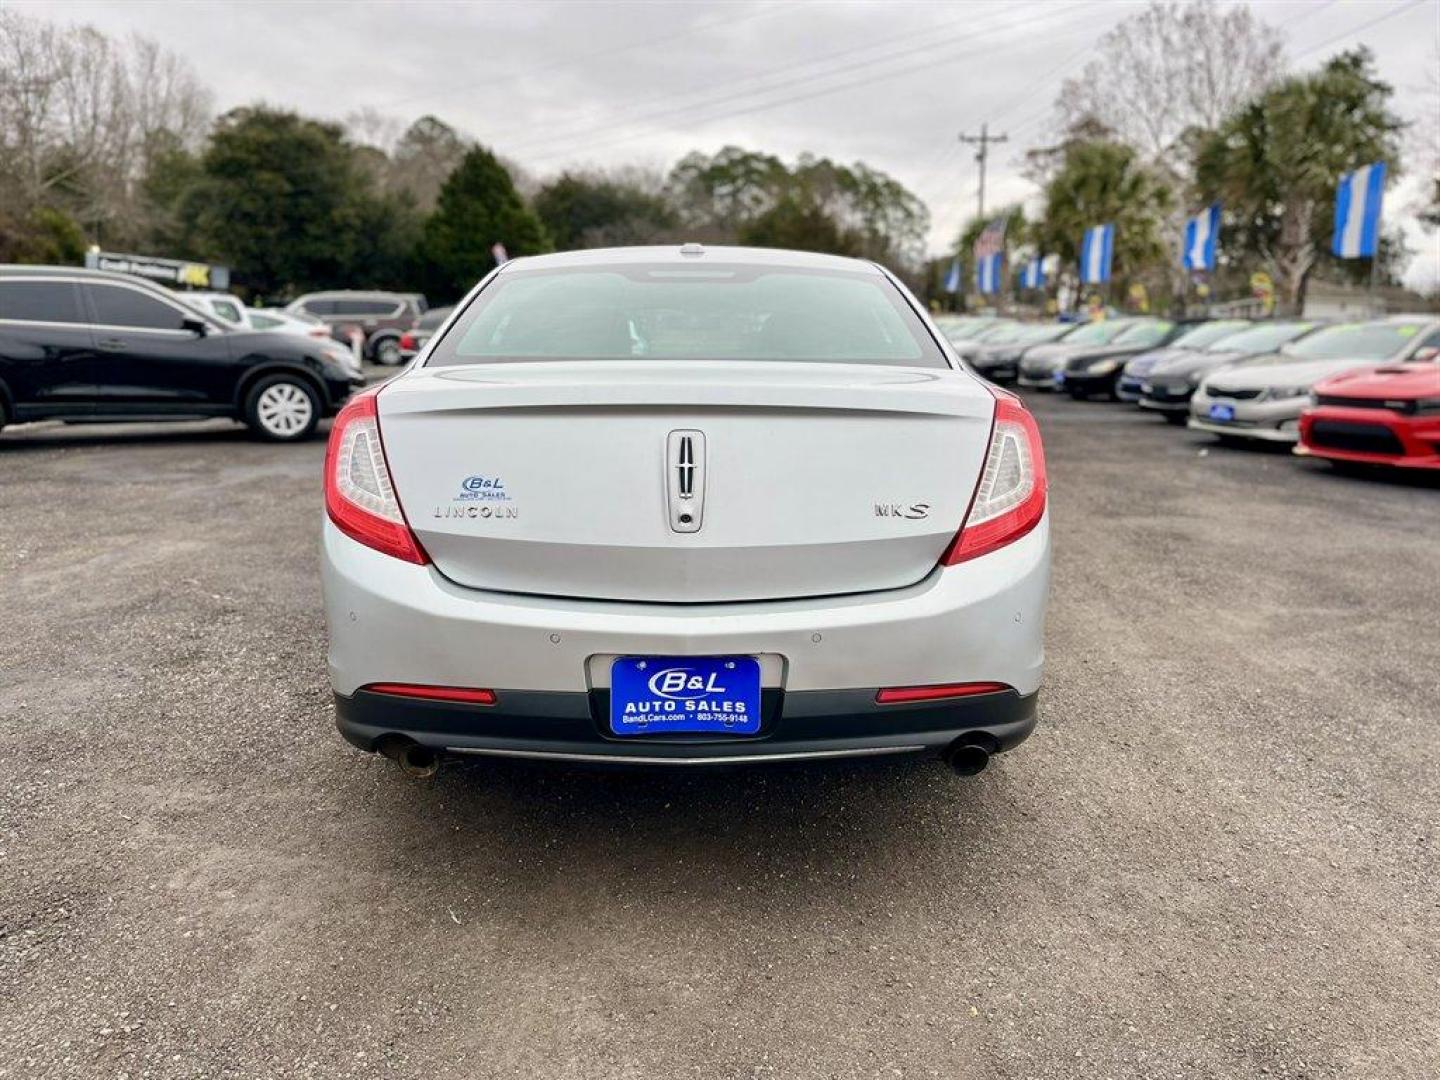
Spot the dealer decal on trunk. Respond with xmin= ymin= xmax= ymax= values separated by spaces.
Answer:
xmin=436 ymin=474 xmax=518 ymax=519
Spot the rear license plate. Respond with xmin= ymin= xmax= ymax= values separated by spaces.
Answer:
xmin=609 ymin=656 xmax=762 ymax=737
xmin=1209 ymin=403 xmax=1236 ymax=421
xmin=1052 ymin=371 xmax=1065 ymax=386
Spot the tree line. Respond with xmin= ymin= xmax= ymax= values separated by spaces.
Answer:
xmin=2 ymin=3 xmax=1435 ymax=310
xmin=945 ymin=1 xmax=1436 ymax=312
xmin=0 ymin=9 xmax=928 ymax=303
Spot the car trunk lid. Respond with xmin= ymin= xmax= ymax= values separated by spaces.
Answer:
xmin=379 ymin=361 xmax=996 ymax=602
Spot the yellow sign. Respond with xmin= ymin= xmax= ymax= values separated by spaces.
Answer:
xmin=1250 ymin=271 xmax=1275 ymax=315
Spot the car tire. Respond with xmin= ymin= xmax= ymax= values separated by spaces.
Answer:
xmin=0 ymin=397 xmax=7 ymax=436
xmin=244 ymin=374 xmax=321 ymax=442
xmin=373 ymin=337 xmax=402 ymax=366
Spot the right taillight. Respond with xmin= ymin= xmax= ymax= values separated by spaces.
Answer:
xmin=323 ymin=389 xmax=428 ymax=564
xmin=941 ymin=394 xmax=1047 ymax=565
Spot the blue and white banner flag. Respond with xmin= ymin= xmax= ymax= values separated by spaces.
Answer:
xmin=1332 ymin=162 xmax=1386 ymax=258
xmin=1182 ymin=203 xmax=1220 ymax=271
xmin=975 ymin=252 xmax=1003 ymax=295
xmin=943 ymin=257 xmax=961 ymax=293
xmin=1080 ymin=224 xmax=1114 ymax=284
xmin=1019 ymin=256 xmax=1046 ymax=290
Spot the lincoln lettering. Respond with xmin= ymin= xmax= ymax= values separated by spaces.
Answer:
xmin=433 ymin=505 xmax=519 ymax=519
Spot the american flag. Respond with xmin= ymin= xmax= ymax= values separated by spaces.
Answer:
xmin=972 ymin=217 xmax=1008 ymax=261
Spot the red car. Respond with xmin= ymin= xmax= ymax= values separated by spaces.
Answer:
xmin=1298 ymin=361 xmax=1440 ymax=470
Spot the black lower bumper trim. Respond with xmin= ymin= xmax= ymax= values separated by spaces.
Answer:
xmin=334 ymin=686 xmax=1039 ymax=764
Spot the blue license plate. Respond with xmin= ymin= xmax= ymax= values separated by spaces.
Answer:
xmin=610 ymin=656 xmax=762 ymax=736
xmin=1209 ymin=403 xmax=1235 ymax=421
xmin=1052 ymin=371 xmax=1065 ymax=385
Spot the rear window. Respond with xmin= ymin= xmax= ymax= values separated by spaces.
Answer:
xmin=0 ymin=280 xmax=85 ymax=324
xmin=334 ymin=299 xmax=399 ymax=316
xmin=1285 ymin=322 xmax=1423 ymax=361
xmin=418 ymin=306 xmax=453 ymax=330
xmin=427 ymin=264 xmax=947 ymax=368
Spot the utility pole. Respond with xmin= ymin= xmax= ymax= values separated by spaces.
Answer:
xmin=959 ymin=123 xmax=1008 ymax=223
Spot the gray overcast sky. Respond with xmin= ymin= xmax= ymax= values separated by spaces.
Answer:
xmin=21 ymin=0 xmax=1440 ymax=286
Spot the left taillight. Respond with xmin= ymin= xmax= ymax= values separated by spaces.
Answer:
xmin=323 ymin=389 xmax=428 ymax=564
xmin=941 ymin=393 xmax=1047 ymax=565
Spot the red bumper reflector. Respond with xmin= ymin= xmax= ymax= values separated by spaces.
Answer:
xmin=875 ymin=682 xmax=1010 ymax=705
xmin=364 ymin=683 xmax=497 ymax=705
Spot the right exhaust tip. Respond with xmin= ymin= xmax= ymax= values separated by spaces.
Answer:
xmin=945 ymin=739 xmax=992 ymax=777
xmin=377 ymin=737 xmax=441 ymax=779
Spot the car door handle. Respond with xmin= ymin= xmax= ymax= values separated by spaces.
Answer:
xmin=97 ymin=337 xmax=128 ymax=351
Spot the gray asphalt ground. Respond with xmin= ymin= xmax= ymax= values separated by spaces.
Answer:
xmin=1 ymin=379 xmax=1438 ymax=1080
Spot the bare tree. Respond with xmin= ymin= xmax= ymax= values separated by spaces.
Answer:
xmin=1056 ymin=0 xmax=1286 ymax=162
xmin=0 ymin=8 xmax=212 ymax=253
xmin=1048 ymin=1 xmax=1284 ymax=307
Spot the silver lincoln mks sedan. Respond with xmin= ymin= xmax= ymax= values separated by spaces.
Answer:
xmin=320 ymin=246 xmax=1051 ymax=777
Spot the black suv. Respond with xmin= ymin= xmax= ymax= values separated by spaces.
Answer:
xmin=284 ymin=291 xmax=425 ymax=366
xmin=0 ymin=266 xmax=364 ymax=441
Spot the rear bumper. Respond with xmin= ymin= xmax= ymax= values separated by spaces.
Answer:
xmin=321 ymin=514 xmax=1050 ymax=762
xmin=335 ymin=685 xmax=1039 ymax=764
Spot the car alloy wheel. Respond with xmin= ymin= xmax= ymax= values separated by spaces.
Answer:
xmin=375 ymin=338 xmax=402 ymax=366
xmin=248 ymin=376 xmax=319 ymax=441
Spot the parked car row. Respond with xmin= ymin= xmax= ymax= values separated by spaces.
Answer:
xmin=939 ymin=312 xmax=1440 ymax=472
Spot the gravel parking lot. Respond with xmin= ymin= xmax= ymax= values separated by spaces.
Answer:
xmin=2 ymin=385 xmax=1437 ymax=1080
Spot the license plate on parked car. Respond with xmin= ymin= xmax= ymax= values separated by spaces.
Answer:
xmin=1052 ymin=371 xmax=1065 ymax=386
xmin=1209 ymin=403 xmax=1236 ymax=421
xmin=609 ymin=656 xmax=762 ymax=737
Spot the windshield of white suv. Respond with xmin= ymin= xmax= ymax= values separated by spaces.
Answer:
xmin=429 ymin=264 xmax=948 ymax=368
xmin=1283 ymin=322 xmax=1424 ymax=361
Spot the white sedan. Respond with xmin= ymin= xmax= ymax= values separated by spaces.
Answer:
xmin=320 ymin=246 xmax=1050 ymax=777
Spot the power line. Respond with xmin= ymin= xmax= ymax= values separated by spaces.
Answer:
xmin=365 ymin=2 xmax=789 ymax=113
xmin=1290 ymin=0 xmax=1427 ymax=60
xmin=506 ymin=2 xmax=1096 ymax=158
xmin=480 ymin=1 xmax=1008 ymax=149
xmin=520 ymin=4 xmax=1104 ymax=165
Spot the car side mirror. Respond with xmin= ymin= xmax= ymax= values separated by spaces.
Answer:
xmin=181 ymin=318 xmax=208 ymax=336
xmin=1413 ymin=346 xmax=1439 ymax=362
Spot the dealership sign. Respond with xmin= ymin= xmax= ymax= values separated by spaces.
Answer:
xmin=84 ymin=249 xmax=230 ymax=291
